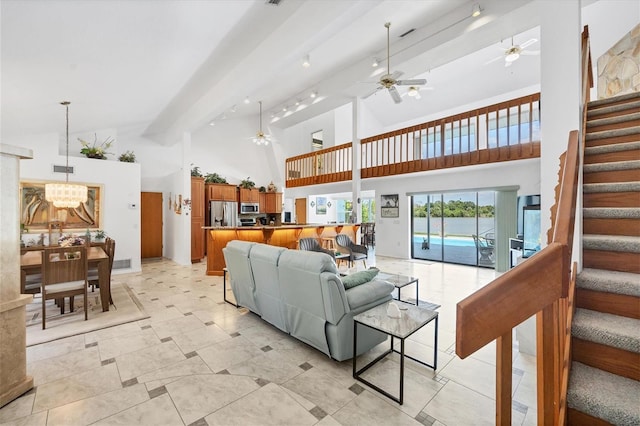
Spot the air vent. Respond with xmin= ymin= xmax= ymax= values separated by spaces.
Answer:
xmin=399 ymin=28 xmax=416 ymax=38
xmin=113 ymin=259 xmax=131 ymax=269
xmin=53 ymin=165 xmax=74 ymax=174
xmin=265 ymin=0 xmax=281 ymax=5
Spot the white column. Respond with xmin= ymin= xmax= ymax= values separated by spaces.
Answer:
xmin=351 ymin=98 xmax=362 ymax=224
xmin=0 ymin=144 xmax=34 ymax=407
xmin=539 ymin=0 xmax=581 ymax=246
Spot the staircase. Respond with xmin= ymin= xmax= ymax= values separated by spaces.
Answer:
xmin=567 ymin=92 xmax=640 ymax=425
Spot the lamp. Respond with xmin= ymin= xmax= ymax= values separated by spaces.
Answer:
xmin=252 ymin=101 xmax=271 ymax=146
xmin=471 ymin=3 xmax=482 ymax=17
xmin=45 ymin=101 xmax=88 ymax=209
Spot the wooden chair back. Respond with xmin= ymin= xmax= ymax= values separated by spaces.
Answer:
xmin=43 ymin=246 xmax=88 ymax=286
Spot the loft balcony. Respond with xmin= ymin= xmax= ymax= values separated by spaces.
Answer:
xmin=285 ymin=93 xmax=541 ymax=188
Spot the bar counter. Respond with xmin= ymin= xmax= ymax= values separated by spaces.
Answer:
xmin=204 ymin=223 xmax=360 ymax=276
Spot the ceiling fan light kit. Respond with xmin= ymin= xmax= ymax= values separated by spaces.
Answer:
xmin=252 ymin=101 xmax=271 ymax=146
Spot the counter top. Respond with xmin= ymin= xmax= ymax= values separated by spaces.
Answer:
xmin=202 ymin=223 xmax=358 ymax=230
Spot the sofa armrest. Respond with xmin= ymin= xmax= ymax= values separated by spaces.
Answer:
xmin=320 ymin=272 xmax=350 ymax=325
xmin=345 ymin=279 xmax=394 ymax=310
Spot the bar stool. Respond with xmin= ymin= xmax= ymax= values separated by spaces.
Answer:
xmin=320 ymin=237 xmax=336 ymax=251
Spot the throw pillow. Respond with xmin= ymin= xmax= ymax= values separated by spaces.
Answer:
xmin=342 ymin=267 xmax=379 ymax=290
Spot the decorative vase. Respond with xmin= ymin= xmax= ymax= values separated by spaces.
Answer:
xmin=267 ymin=181 xmax=277 ymax=192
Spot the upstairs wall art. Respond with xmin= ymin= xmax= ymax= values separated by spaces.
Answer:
xmin=20 ymin=181 xmax=102 ymax=230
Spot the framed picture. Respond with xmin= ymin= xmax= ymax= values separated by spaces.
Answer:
xmin=20 ymin=181 xmax=102 ymax=231
xmin=380 ymin=194 xmax=399 ymax=218
xmin=316 ymin=196 xmax=327 ymax=215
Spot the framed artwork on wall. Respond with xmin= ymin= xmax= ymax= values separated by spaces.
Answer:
xmin=20 ymin=181 xmax=102 ymax=231
xmin=316 ymin=196 xmax=327 ymax=215
xmin=380 ymin=194 xmax=399 ymax=218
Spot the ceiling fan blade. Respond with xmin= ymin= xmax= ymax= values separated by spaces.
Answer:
xmin=396 ymin=79 xmax=426 ymax=86
xmin=388 ymin=86 xmax=402 ymax=104
xmin=363 ymin=85 xmax=384 ymax=99
xmin=520 ymin=38 xmax=538 ymax=49
xmin=521 ymin=50 xmax=540 ymax=56
xmin=484 ymin=55 xmax=504 ymax=65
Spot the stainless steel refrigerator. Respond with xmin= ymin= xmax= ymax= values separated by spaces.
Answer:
xmin=210 ymin=201 xmax=238 ymax=227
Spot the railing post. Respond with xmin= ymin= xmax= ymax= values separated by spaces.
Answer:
xmin=496 ymin=331 xmax=513 ymax=425
xmin=537 ymin=303 xmax=560 ymax=425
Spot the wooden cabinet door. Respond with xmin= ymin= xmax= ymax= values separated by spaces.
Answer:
xmin=191 ymin=177 xmax=205 ymax=262
xmin=222 ymin=185 xmax=237 ymax=201
xmin=264 ymin=193 xmax=283 ymax=213
xmin=239 ymin=188 xmax=259 ymax=203
xmin=141 ymin=192 xmax=163 ymax=258
xmin=259 ymin=192 xmax=266 ymax=213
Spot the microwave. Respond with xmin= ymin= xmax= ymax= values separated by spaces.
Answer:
xmin=240 ymin=203 xmax=260 ymax=214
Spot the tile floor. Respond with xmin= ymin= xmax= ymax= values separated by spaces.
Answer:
xmin=1 ymin=254 xmax=537 ymax=426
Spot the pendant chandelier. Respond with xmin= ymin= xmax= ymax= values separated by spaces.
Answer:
xmin=45 ymin=101 xmax=88 ymax=208
xmin=252 ymin=101 xmax=271 ymax=146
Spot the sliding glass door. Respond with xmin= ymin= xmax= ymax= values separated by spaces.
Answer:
xmin=411 ymin=191 xmax=495 ymax=268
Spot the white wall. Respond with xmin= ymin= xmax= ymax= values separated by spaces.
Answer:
xmin=11 ymin=132 xmax=142 ymax=273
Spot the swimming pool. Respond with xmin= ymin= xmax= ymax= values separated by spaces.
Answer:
xmin=413 ymin=235 xmax=476 ymax=248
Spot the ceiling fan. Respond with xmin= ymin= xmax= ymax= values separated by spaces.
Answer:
xmin=400 ymin=85 xmax=434 ymax=100
xmin=485 ymin=37 xmax=539 ymax=67
xmin=374 ymin=22 xmax=427 ymax=104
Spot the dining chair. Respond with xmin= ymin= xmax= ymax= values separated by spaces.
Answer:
xmin=335 ymin=234 xmax=368 ymax=268
xmin=88 ymin=237 xmax=116 ymax=304
xmin=41 ymin=245 xmax=88 ymax=329
xmin=298 ymin=237 xmax=335 ymax=259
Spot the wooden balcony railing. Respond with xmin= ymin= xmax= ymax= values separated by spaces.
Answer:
xmin=285 ymin=142 xmax=352 ymax=188
xmin=285 ymin=93 xmax=541 ymax=188
xmin=456 ymin=26 xmax=592 ymax=425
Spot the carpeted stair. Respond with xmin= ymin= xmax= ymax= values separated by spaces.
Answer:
xmin=567 ymin=92 xmax=640 ymax=425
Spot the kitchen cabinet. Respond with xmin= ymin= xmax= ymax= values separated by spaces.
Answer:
xmin=207 ymin=183 xmax=236 ymax=202
xmin=239 ymin=188 xmax=259 ymax=203
xmin=191 ymin=177 xmax=205 ymax=263
xmin=259 ymin=192 xmax=266 ymax=213
xmin=264 ymin=192 xmax=283 ymax=214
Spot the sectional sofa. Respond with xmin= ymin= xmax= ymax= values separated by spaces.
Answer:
xmin=222 ymin=240 xmax=394 ymax=361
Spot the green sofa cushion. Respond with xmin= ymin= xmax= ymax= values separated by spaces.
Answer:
xmin=342 ymin=268 xmax=379 ymax=289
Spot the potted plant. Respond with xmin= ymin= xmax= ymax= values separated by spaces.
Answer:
xmin=258 ymin=186 xmax=266 ymax=193
xmin=191 ymin=165 xmax=203 ymax=177
xmin=94 ymin=229 xmax=106 ymax=242
xmin=118 ymin=150 xmax=136 ymax=162
xmin=204 ymin=172 xmax=228 ymax=184
xmin=240 ymin=177 xmax=255 ymax=189
xmin=79 ymin=134 xmax=114 ymax=159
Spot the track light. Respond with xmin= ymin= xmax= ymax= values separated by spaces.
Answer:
xmin=209 ymin=120 xmax=215 ymax=126
xmin=372 ymin=58 xmax=379 ymax=67
xmin=302 ymin=54 xmax=311 ymax=68
xmin=471 ymin=3 xmax=482 ymax=17
xmin=230 ymin=105 xmax=237 ymax=113
xmin=310 ymin=90 xmax=317 ymax=99
xmin=244 ymin=96 xmax=250 ymax=104
xmin=282 ymin=106 xmax=288 ymax=112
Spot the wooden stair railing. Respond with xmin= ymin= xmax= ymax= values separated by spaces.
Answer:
xmin=456 ymin=26 xmax=592 ymax=425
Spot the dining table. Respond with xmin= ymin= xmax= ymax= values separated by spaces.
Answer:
xmin=20 ymin=246 xmax=111 ymax=312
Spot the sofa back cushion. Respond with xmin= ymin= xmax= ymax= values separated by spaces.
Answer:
xmin=250 ymin=243 xmax=287 ymax=332
xmin=277 ymin=250 xmax=340 ymax=356
xmin=222 ymin=240 xmax=259 ymax=314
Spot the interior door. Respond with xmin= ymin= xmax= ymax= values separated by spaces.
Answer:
xmin=295 ymin=198 xmax=307 ymax=224
xmin=141 ymin=192 xmax=163 ymax=258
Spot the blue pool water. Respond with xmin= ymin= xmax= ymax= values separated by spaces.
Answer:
xmin=413 ymin=235 xmax=475 ymax=247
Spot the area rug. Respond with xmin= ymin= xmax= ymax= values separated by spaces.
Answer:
xmin=25 ymin=283 xmax=149 ymax=346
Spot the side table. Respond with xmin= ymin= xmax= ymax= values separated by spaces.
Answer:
xmin=353 ymin=301 xmax=438 ymax=405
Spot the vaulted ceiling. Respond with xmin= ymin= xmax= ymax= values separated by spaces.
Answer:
xmin=1 ymin=0 xmax=543 ymax=145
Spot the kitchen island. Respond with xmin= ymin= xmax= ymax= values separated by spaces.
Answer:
xmin=204 ymin=223 xmax=360 ymax=276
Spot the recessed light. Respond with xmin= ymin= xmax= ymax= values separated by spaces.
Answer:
xmin=302 ymin=54 xmax=311 ymax=68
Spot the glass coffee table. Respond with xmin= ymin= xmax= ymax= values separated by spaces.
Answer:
xmin=353 ymin=300 xmax=438 ymax=405
xmin=377 ymin=272 xmax=419 ymax=305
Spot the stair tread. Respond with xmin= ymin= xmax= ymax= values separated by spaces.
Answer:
xmin=578 ymin=268 xmax=640 ymax=297
xmin=568 ymin=361 xmax=640 ymax=425
xmin=583 ymin=234 xmax=640 ymax=253
xmin=573 ymin=308 xmax=640 ymax=353
xmin=584 ymin=141 xmax=640 ymax=155
xmin=583 ymin=180 xmax=640 ymax=192
xmin=587 ymin=111 xmax=640 ymax=128
xmin=589 ymin=92 xmax=640 ymax=108
xmin=583 ymin=160 xmax=640 ymax=174
xmin=588 ymin=100 xmax=640 ymax=119
xmin=583 ymin=207 xmax=640 ymax=219
xmin=586 ymin=126 xmax=640 ymax=141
